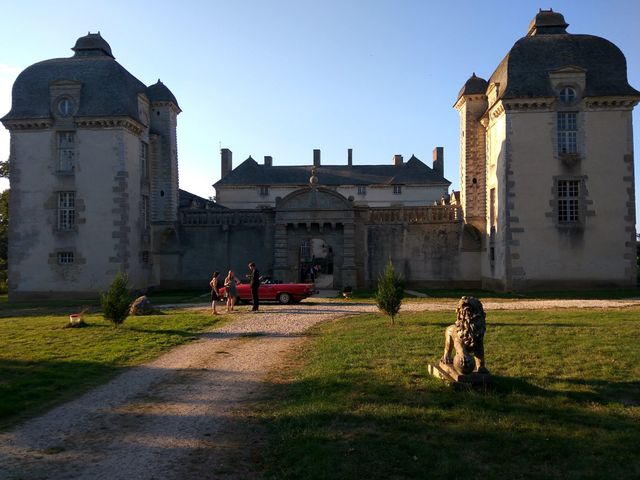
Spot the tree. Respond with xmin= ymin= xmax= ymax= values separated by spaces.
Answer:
xmin=101 ymin=272 xmax=131 ymax=328
xmin=0 ymin=160 xmax=8 ymax=179
xmin=375 ymin=259 xmax=405 ymax=325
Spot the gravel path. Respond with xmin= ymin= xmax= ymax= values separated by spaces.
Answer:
xmin=1 ymin=298 xmax=638 ymax=479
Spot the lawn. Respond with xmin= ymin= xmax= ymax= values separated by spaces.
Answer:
xmin=0 ymin=308 xmax=223 ymax=428
xmin=254 ymin=307 xmax=640 ymax=480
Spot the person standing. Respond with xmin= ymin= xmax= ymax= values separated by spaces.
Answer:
xmin=224 ymin=270 xmax=240 ymax=312
xmin=248 ymin=262 xmax=260 ymax=312
xmin=209 ymin=271 xmax=220 ymax=315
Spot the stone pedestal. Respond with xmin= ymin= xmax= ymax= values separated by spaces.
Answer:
xmin=428 ymin=361 xmax=490 ymax=388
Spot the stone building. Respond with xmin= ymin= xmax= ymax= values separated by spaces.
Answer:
xmin=1 ymin=10 xmax=638 ymax=298
xmin=1 ymin=33 xmax=181 ymax=298
xmin=214 ymin=148 xmax=449 ymax=209
xmin=455 ymin=9 xmax=639 ymax=290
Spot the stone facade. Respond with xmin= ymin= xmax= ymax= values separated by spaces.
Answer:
xmin=455 ymin=9 xmax=639 ymax=290
xmin=1 ymin=33 xmax=180 ymax=298
xmin=170 ymin=194 xmax=477 ymax=290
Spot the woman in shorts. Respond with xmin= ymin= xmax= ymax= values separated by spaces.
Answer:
xmin=223 ymin=270 xmax=240 ymax=312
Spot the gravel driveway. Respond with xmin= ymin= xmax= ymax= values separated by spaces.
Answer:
xmin=1 ymin=298 xmax=638 ymax=479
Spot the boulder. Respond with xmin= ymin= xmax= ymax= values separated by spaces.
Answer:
xmin=129 ymin=295 xmax=154 ymax=315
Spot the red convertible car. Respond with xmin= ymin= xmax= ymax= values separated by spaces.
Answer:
xmin=219 ymin=278 xmax=315 ymax=305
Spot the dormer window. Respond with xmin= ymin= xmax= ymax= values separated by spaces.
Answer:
xmin=559 ymin=86 xmax=576 ymax=104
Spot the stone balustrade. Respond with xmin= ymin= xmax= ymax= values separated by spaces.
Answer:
xmin=181 ymin=209 xmax=267 ymax=226
xmin=367 ymin=205 xmax=461 ymax=224
xmin=180 ymin=205 xmax=461 ymax=227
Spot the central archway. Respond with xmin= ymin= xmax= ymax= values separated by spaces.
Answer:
xmin=299 ymin=238 xmax=334 ymax=288
xmin=273 ymin=187 xmax=357 ymax=289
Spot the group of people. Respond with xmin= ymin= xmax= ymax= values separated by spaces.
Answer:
xmin=209 ymin=262 xmax=261 ymax=315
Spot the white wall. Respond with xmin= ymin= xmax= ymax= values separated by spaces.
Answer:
xmin=216 ymin=183 xmax=448 ymax=209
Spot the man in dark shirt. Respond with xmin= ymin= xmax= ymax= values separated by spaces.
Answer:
xmin=248 ymin=262 xmax=260 ymax=312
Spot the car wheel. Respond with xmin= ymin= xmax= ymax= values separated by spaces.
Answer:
xmin=277 ymin=292 xmax=292 ymax=305
xmin=235 ymin=296 xmax=242 ymax=305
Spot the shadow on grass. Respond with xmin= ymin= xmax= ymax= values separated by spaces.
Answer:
xmin=258 ymin=370 xmax=640 ymax=479
xmin=491 ymin=374 xmax=640 ymax=404
xmin=0 ymin=358 xmax=124 ymax=429
xmin=0 ymin=304 xmax=100 ymax=319
xmin=124 ymin=327 xmax=200 ymax=338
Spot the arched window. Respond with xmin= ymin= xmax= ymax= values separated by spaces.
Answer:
xmin=559 ymin=86 xmax=576 ymax=104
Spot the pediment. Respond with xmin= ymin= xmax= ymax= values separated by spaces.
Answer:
xmin=550 ymin=65 xmax=587 ymax=74
xmin=277 ymin=187 xmax=352 ymax=211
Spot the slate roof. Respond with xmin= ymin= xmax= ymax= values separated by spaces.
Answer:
xmin=147 ymin=80 xmax=180 ymax=109
xmin=179 ymin=189 xmax=226 ymax=209
xmin=72 ymin=32 xmax=114 ymax=58
xmin=457 ymin=73 xmax=488 ymax=101
xmin=2 ymin=33 xmax=179 ymax=123
xmin=486 ymin=11 xmax=639 ymax=101
xmin=214 ymin=155 xmax=450 ymax=188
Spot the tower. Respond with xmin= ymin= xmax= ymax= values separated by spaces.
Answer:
xmin=454 ymin=73 xmax=488 ymax=231
xmin=147 ymin=80 xmax=181 ymax=225
xmin=0 ymin=33 xmax=179 ymax=298
xmin=456 ymin=9 xmax=639 ymax=290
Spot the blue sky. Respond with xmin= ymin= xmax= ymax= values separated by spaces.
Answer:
xmin=1 ymin=0 xmax=638 ymax=226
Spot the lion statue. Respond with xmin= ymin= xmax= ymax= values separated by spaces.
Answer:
xmin=441 ymin=296 xmax=488 ymax=375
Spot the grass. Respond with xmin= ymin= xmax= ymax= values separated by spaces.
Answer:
xmin=355 ymin=287 xmax=640 ymax=300
xmin=145 ymin=289 xmax=209 ymax=304
xmin=0 ymin=290 xmax=207 ymax=317
xmin=0 ymin=308 xmax=224 ymax=428
xmin=254 ymin=307 xmax=640 ymax=479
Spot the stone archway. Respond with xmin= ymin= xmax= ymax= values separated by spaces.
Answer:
xmin=299 ymin=238 xmax=334 ymax=288
xmin=273 ymin=187 xmax=357 ymax=288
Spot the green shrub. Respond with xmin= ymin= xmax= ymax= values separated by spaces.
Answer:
xmin=374 ymin=260 xmax=405 ymax=324
xmin=101 ymin=272 xmax=131 ymax=328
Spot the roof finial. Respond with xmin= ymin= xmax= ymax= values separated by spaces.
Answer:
xmin=309 ymin=166 xmax=319 ymax=187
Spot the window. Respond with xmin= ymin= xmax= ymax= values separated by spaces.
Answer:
xmin=141 ymin=195 xmax=150 ymax=228
xmin=140 ymin=141 xmax=149 ymax=180
xmin=58 ymin=192 xmax=75 ymax=230
xmin=557 ymin=112 xmax=577 ymax=154
xmin=57 ymin=252 xmax=74 ymax=264
xmin=259 ymin=186 xmax=269 ymax=196
xmin=357 ymin=185 xmax=366 ymax=195
xmin=57 ymin=98 xmax=75 ymax=117
xmin=557 ymin=180 xmax=580 ymax=223
xmin=393 ymin=185 xmax=402 ymax=195
xmin=57 ymin=132 xmax=75 ymax=172
xmin=141 ymin=251 xmax=149 ymax=264
xmin=559 ymin=86 xmax=576 ymax=104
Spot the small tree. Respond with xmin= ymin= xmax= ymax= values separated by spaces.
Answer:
xmin=375 ymin=259 xmax=405 ymax=325
xmin=101 ymin=272 xmax=131 ymax=328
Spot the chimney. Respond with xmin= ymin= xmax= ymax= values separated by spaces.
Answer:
xmin=432 ymin=147 xmax=444 ymax=176
xmin=264 ymin=155 xmax=272 ymax=167
xmin=347 ymin=148 xmax=353 ymax=166
xmin=221 ymin=148 xmax=232 ymax=178
xmin=313 ymin=149 xmax=321 ymax=166
xmin=393 ymin=154 xmax=403 ymax=167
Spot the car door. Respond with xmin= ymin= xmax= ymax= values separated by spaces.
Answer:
xmin=258 ymin=283 xmax=276 ymax=301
